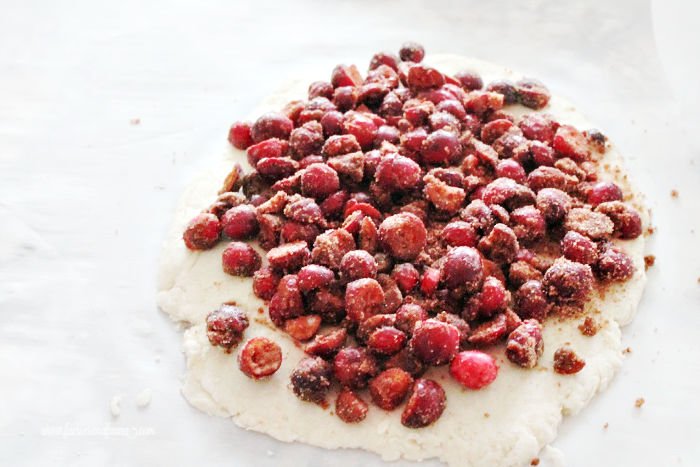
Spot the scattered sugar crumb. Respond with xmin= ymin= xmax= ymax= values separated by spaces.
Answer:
xmin=670 ymin=189 xmax=679 ymax=198
xmin=603 ymin=422 xmax=609 ymax=429
xmin=483 ymin=412 xmax=490 ymax=418
xmin=623 ymin=347 xmax=632 ymax=354
xmin=136 ymin=388 xmax=152 ymax=408
xmin=646 ymin=226 xmax=655 ymax=236
xmin=110 ymin=395 xmax=122 ymax=417
xmin=644 ymin=255 xmax=655 ymax=270
xmin=530 ymin=458 xmax=540 ymax=466
xmin=130 ymin=118 xmax=141 ymax=125
xmin=635 ymin=397 xmax=645 ymax=408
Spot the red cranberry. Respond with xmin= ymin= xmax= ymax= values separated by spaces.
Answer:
xmin=421 ymin=130 xmax=461 ymax=165
xmin=319 ymin=190 xmax=349 ymax=219
xmin=256 ymin=157 xmax=299 ymax=180
xmin=441 ymin=221 xmax=477 ymax=248
xmin=505 ymin=320 xmax=543 ymax=368
xmin=369 ymin=368 xmax=413 ymax=410
xmin=409 ymin=319 xmax=460 ymax=366
xmin=428 ymin=111 xmax=460 ymax=133
xmin=529 ymin=141 xmax=557 ymax=167
xmin=486 ymin=80 xmax=518 ymax=104
xmin=514 ymin=280 xmax=550 ymax=321
xmin=369 ymin=52 xmax=399 ymax=71
xmin=564 ymin=208 xmax=614 ymax=240
xmin=519 ymin=113 xmax=558 ymax=143
xmin=246 ymin=138 xmax=289 ymax=166
xmin=206 ymin=303 xmax=249 ymax=351
xmin=228 ymin=121 xmax=253 ymax=150
xmin=481 ymin=119 xmax=513 ymax=144
xmin=440 ymin=246 xmax=484 ymax=292
xmin=344 ymin=112 xmax=378 ymax=150
xmin=449 ymin=350 xmax=498 ymax=389
xmin=297 ymin=264 xmax=335 ymax=293
xmin=345 ymin=278 xmax=385 ymax=322
xmin=341 ymin=250 xmax=378 ymax=281
xmin=595 ymin=201 xmax=643 ymax=239
xmin=280 ymin=221 xmax=319 ymax=246
xmin=305 ymin=327 xmax=347 ymax=358
xmin=266 ymin=241 xmax=310 ymax=272
xmin=587 ymin=181 xmax=623 ymax=206
xmin=399 ymin=42 xmax=425 ymax=62
xmin=561 ymin=231 xmax=598 ymax=265
xmin=395 ymin=303 xmax=428 ymax=336
xmin=478 ymin=223 xmax=519 ymax=265
xmin=375 ymin=154 xmax=422 ymax=192
xmin=595 ymin=245 xmax=635 ymax=281
xmin=267 ymin=274 xmax=304 ymax=325
xmin=250 ymin=112 xmax=293 ymax=143
xmin=311 ymin=228 xmax=356 ymax=270
xmin=368 ymin=326 xmax=407 ymax=356
xmin=536 ymin=188 xmax=571 ymax=224
xmin=455 ymin=70 xmax=483 ymax=90
xmin=515 ymin=78 xmax=551 ymax=109
xmin=221 ymin=205 xmax=258 ymax=240
xmin=300 ymin=163 xmax=340 ymax=200
xmin=510 ymin=205 xmax=546 ymax=243
xmin=333 ymin=347 xmax=379 ymax=389
xmin=290 ymin=357 xmax=333 ymax=404
xmin=478 ymin=276 xmax=508 ymax=316
xmin=332 ymin=86 xmax=358 ymax=112
xmin=468 ymin=313 xmax=508 ymax=346
xmin=358 ymin=217 xmax=379 ymax=253
xmin=320 ymin=111 xmax=345 ymax=138
xmin=553 ymin=346 xmax=586 ymax=375
xmin=330 ymin=64 xmax=363 ymax=88
xmin=284 ymin=314 xmax=322 ymax=341
xmin=436 ymin=99 xmax=467 ymax=120
xmin=482 ymin=177 xmax=536 ymax=210
xmin=374 ymin=125 xmax=401 ymax=146
xmin=407 ymin=64 xmax=445 ymax=92
xmin=392 ymin=263 xmax=420 ymax=294
xmin=380 ymin=92 xmax=404 ymax=117
xmin=252 ymin=267 xmax=281 ymax=300
xmin=183 ymin=213 xmax=221 ymax=250
xmin=238 ymin=337 xmax=282 ymax=379
xmin=543 ymin=258 xmax=594 ymax=304
xmin=336 ymin=388 xmax=368 ymax=423
xmin=378 ymin=213 xmax=427 ymax=261
xmin=420 ymin=267 xmax=441 ymax=296
xmin=308 ymin=81 xmax=334 ymax=100
xmin=552 ymin=125 xmax=590 ymax=161
xmin=282 ymin=100 xmax=305 ymax=123
xmin=289 ymin=127 xmax=324 ymax=159
xmin=401 ymin=378 xmax=446 ymax=428
xmin=222 ymin=242 xmax=261 ymax=276
xmin=495 ymin=159 xmax=526 ymax=184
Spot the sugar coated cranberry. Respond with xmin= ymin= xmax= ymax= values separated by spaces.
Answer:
xmin=595 ymin=201 xmax=643 ymax=239
xmin=375 ymin=154 xmax=422 ymax=191
xmin=311 ymin=228 xmax=356 ymax=270
xmin=308 ymin=80 xmax=334 ymax=100
xmin=300 ymin=163 xmax=340 ymax=199
xmin=228 ymin=121 xmax=253 ymax=150
xmin=543 ymin=258 xmax=594 ymax=304
xmin=505 ymin=320 xmax=543 ymax=368
xmin=596 ymin=245 xmax=635 ymax=281
xmin=345 ymin=278 xmax=385 ymax=322
xmin=331 ymin=64 xmax=363 ymax=88
xmin=222 ymin=205 xmax=258 ymax=240
xmin=368 ymin=326 xmax=407 ymax=355
xmin=284 ymin=314 xmax=322 ymax=341
xmin=401 ymin=378 xmax=446 ymax=428
xmin=478 ymin=276 xmax=509 ymax=315
xmin=252 ymin=267 xmax=281 ymax=300
xmin=306 ymin=285 xmax=345 ymax=324
xmin=409 ymin=318 xmax=460 ymax=366
xmin=441 ymin=221 xmax=478 ymax=248
xmin=420 ymin=267 xmax=441 ymax=296
xmin=250 ymin=112 xmax=293 ymax=143
xmin=514 ymin=280 xmax=550 ymax=321
xmin=510 ymin=205 xmax=546 ymax=243
xmin=392 ymin=263 xmax=420 ymax=294
xmin=297 ymin=264 xmax=334 ymax=293
xmin=374 ymin=125 xmax=401 ymax=146
xmin=399 ymin=42 xmax=425 ymax=63
xmin=561 ymin=231 xmax=598 ymax=265
xmin=222 ymin=242 xmax=261 ymax=276
xmin=344 ymin=113 xmax=378 ymax=150
xmin=553 ymin=346 xmax=586 ymax=375
xmin=206 ymin=303 xmax=249 ymax=351
xmin=335 ymin=388 xmax=368 ymax=423
xmin=536 ymin=188 xmax=571 ymax=224
xmin=587 ymin=181 xmax=623 ymax=206
xmin=436 ymin=99 xmax=467 ymax=120
xmin=455 ymin=70 xmax=483 ymax=90
xmin=440 ymin=246 xmax=484 ymax=292
xmin=496 ymin=159 xmax=526 ymax=184
xmin=340 ymin=250 xmax=378 ymax=281
xmin=395 ymin=303 xmax=428 ymax=336
xmin=421 ymin=130 xmax=461 ymax=165
xmin=378 ymin=213 xmax=427 ymax=261
xmin=449 ymin=350 xmax=498 ymax=389
xmin=183 ymin=213 xmax=221 ymax=250
xmin=486 ymin=80 xmax=518 ymax=104
xmin=238 ymin=337 xmax=283 ymax=379
xmin=290 ymin=357 xmax=333 ymax=404
xmin=565 ymin=208 xmax=614 ymax=240
xmin=519 ymin=113 xmax=558 ymax=143
xmin=369 ymin=368 xmax=413 ymax=410
xmin=305 ymin=328 xmax=347 ymax=358
xmin=333 ymin=346 xmax=379 ymax=389
xmin=516 ymin=78 xmax=551 ymax=109
xmin=552 ymin=124 xmax=590 ymax=161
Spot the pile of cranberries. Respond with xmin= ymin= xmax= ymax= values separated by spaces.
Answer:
xmin=184 ymin=42 xmax=643 ymax=428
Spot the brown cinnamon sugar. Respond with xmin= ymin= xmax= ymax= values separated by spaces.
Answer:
xmin=644 ymin=255 xmax=655 ymax=270
xmin=634 ymin=397 xmax=645 ymax=408
xmin=670 ymin=189 xmax=679 ymax=198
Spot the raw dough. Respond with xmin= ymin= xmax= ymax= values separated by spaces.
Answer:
xmin=157 ymin=54 xmax=647 ymax=467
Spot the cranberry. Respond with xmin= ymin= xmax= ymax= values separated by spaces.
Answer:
xmin=375 ymin=154 xmax=422 ymax=191
xmin=267 ymin=241 xmax=310 ymax=271
xmin=553 ymin=346 xmax=586 ymax=375
xmin=595 ymin=201 xmax=643 ymax=239
xmin=367 ymin=326 xmax=406 ymax=355
xmin=318 ymin=112 xmax=344 ymax=139
xmin=514 ymin=280 xmax=550 ymax=321
xmin=543 ymin=258 xmax=594 ymax=304
xmin=505 ymin=320 xmax=543 ymax=368
xmin=238 ymin=337 xmax=283 ymax=379
xmin=552 ymin=124 xmax=590 ymax=161
xmin=529 ymin=141 xmax=556 ymax=167
xmin=486 ymin=80 xmax=518 ymax=104
xmin=252 ymin=267 xmax=281 ymax=300
xmin=323 ymin=134 xmax=361 ymax=157
xmin=305 ymin=327 xmax=347 ymax=358
xmin=399 ymin=42 xmax=425 ymax=62
xmin=455 ymin=70 xmax=483 ymax=90
xmin=308 ymin=81 xmax=334 ymax=100
xmin=358 ymin=217 xmax=379 ymax=253
xmin=564 ymin=208 xmax=614 ymax=240
xmin=527 ymin=166 xmax=571 ymax=192
xmin=221 ymin=205 xmax=258 ymax=240
xmin=374 ymin=125 xmax=400 ymax=146
xmin=516 ymin=78 xmax=551 ymax=109
xmin=440 ymin=246 xmax=484 ymax=292
xmin=401 ymin=378 xmax=446 ymax=428
xmin=282 ymin=100 xmax=305 ymax=123
xmin=536 ymin=188 xmax=571 ymax=224
xmin=482 ymin=177 xmax=536 ymax=210
xmin=429 ymin=111 xmax=460 ymax=133
xmin=299 ymin=163 xmax=339 ymax=200
xmin=333 ymin=347 xmax=379 ymax=389
xmin=332 ymin=86 xmax=358 ymax=112
xmin=356 ymin=313 xmax=396 ymax=343
xmin=369 ymin=368 xmax=413 ymax=411
xmin=510 ymin=205 xmax=546 ymax=243
xmin=423 ymin=174 xmax=466 ymax=214
xmin=441 ymin=221 xmax=478 ymax=248
xmin=183 ymin=213 xmax=221 ymax=250
xmin=267 ymin=274 xmax=304 ymax=325
xmin=421 ymin=130 xmax=461 ymax=165
xmin=311 ymin=228 xmax=356 ymax=270
xmin=496 ymin=159 xmax=526 ymax=184
xmin=519 ymin=113 xmax=558 ymax=143
xmin=508 ymin=261 xmax=543 ymax=289
xmin=379 ymin=92 xmax=404 ymax=117
xmin=335 ymin=388 xmax=368 ymax=423
xmin=297 ymin=264 xmax=334 ymax=293
xmin=449 ymin=350 xmax=498 ymax=389
xmin=228 ymin=121 xmax=253 ymax=150
xmin=420 ymin=267 xmax=441 ymax=296
xmin=246 ymin=139 xmax=289 ymax=166
xmin=290 ymin=357 xmax=333 ymax=404
xmin=436 ymin=99 xmax=467 ymax=120
xmin=478 ymin=223 xmax=519 ymax=265
xmin=344 ymin=112 xmax=378 ymax=150
xmin=254 ymin=191 xmax=288 ymax=216
xmin=409 ymin=319 xmax=460 ymax=366
xmin=478 ymin=276 xmax=509 ymax=316
xmin=345 ymin=278 xmax=385 ymax=322
xmin=378 ymin=213 xmax=427 ymax=261
xmin=464 ymin=91 xmax=505 ymax=115
xmin=280 ymin=221 xmax=319 ymax=246
xmin=250 ymin=112 xmax=293 ymax=143
xmin=587 ymin=181 xmax=623 ymax=206
xmin=339 ymin=250 xmax=377 ymax=281
xmin=256 ymin=157 xmax=299 ymax=180
xmin=392 ymin=263 xmax=420 ymax=294
xmin=284 ymin=315 xmax=322 ymax=341
xmin=480 ymin=119 xmax=512 ymax=144
xmin=330 ymin=64 xmax=363 ymax=88
xmin=468 ymin=313 xmax=508 ymax=346
xmin=596 ymin=245 xmax=635 ymax=281
xmin=222 ymin=242 xmax=261 ymax=276
xmin=319 ymin=190 xmax=349 ymax=219
xmin=561 ymin=231 xmax=598 ymax=265
xmin=206 ymin=303 xmax=249 ymax=351
xmin=401 ymin=127 xmax=428 ymax=156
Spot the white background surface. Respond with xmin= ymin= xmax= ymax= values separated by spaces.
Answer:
xmin=1 ymin=0 xmax=699 ymax=466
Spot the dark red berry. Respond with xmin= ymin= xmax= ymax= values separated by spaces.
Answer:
xmin=421 ymin=129 xmax=461 ymax=165
xmin=267 ymin=274 xmax=304 ymax=325
xmin=595 ymin=245 xmax=635 ymax=281
xmin=375 ymin=154 xmax=422 ymax=191
xmin=183 ymin=213 xmax=221 ymax=250
xmin=449 ymin=350 xmax=498 ymax=389
xmin=340 ymin=250 xmax=378 ymax=281
xmin=455 ymin=70 xmax=483 ymax=90
xmin=542 ymin=258 xmax=594 ymax=304
xmin=595 ymin=201 xmax=643 ymax=239
xmin=378 ymin=213 xmax=427 ymax=261
xmin=301 ymin=163 xmax=340 ymax=199
xmin=587 ymin=181 xmax=623 ymax=206
xmin=333 ymin=346 xmax=379 ymax=389
xmin=510 ymin=205 xmax=546 ymax=243
xmin=206 ymin=303 xmax=249 ymax=351
xmin=222 ymin=204 xmax=258 ymax=240
xmin=238 ymin=337 xmax=282 ymax=379
xmin=400 ymin=378 xmax=446 ymax=428
xmin=515 ymin=78 xmax=551 ymax=109
xmin=392 ymin=263 xmax=420 ymax=294
xmin=409 ymin=319 xmax=460 ymax=366
xmin=335 ymin=388 xmax=368 ymax=423
xmin=552 ymin=125 xmax=590 ymax=161
xmin=399 ymin=42 xmax=425 ymax=63
xmin=228 ymin=121 xmax=253 ymax=150
xmin=345 ymin=278 xmax=385 ymax=322
xmin=553 ymin=346 xmax=586 ymax=375
xmin=368 ymin=327 xmax=407 ymax=355
xmin=369 ymin=368 xmax=413 ymax=410
xmin=305 ymin=328 xmax=347 ymax=358
xmin=290 ymin=357 xmax=333 ymax=404
xmin=284 ymin=315 xmax=322 ymax=341
xmin=536 ymin=188 xmax=571 ymax=224
xmin=505 ymin=320 xmax=543 ymax=368
xmin=514 ymin=280 xmax=550 ymax=321
xmin=561 ymin=231 xmax=598 ymax=265
xmin=252 ymin=267 xmax=281 ymax=300
xmin=440 ymin=246 xmax=484 ymax=292
xmin=250 ymin=112 xmax=294 ymax=143
xmin=297 ymin=264 xmax=335 ymax=293
xmin=222 ymin=242 xmax=261 ymax=276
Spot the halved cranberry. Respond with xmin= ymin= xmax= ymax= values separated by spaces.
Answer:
xmin=358 ymin=217 xmax=379 ymax=253
xmin=279 ymin=221 xmax=319 ymax=246
xmin=399 ymin=42 xmax=425 ymax=62
xmin=478 ymin=223 xmax=519 ymax=265
xmin=238 ymin=337 xmax=282 ymax=379
xmin=407 ymin=64 xmax=445 ymax=92
xmin=440 ymin=246 xmax=484 ymax=292
xmin=345 ymin=278 xmax=385 ymax=322
xmin=505 ymin=320 xmax=543 ymax=368
xmin=250 ymin=112 xmax=293 ymax=143
xmin=333 ymin=347 xmax=379 ymax=389
xmin=340 ymin=250 xmax=378 ymax=281
xmin=595 ymin=201 xmax=642 ymax=239
xmin=252 ymin=267 xmax=281 ymax=300
xmin=222 ymin=242 xmax=261 ymax=276
xmin=553 ymin=346 xmax=586 ymax=375
xmin=401 ymin=378 xmax=446 ymax=428
xmin=267 ymin=241 xmax=310 ymax=272
xmin=409 ymin=319 xmax=460 ymax=366
xmin=368 ymin=326 xmax=407 ymax=355
xmin=183 ymin=213 xmax=221 ymax=250
xmin=455 ymin=70 xmax=483 ymax=90
xmin=468 ymin=313 xmax=508 ymax=346
xmin=284 ymin=315 xmax=322 ymax=341
xmin=587 ymin=181 xmax=623 ymax=206
xmin=514 ymin=280 xmax=550 ymax=321
xmin=319 ymin=190 xmax=349 ymax=219
xmin=290 ymin=357 xmax=333 ymax=404
xmin=543 ymin=258 xmax=594 ymax=304
xmin=378 ymin=213 xmax=427 ymax=261
xmin=305 ymin=327 xmax=347 ymax=358
xmin=375 ymin=154 xmax=422 ymax=191
xmin=496 ymin=159 xmax=526 ymax=184
xmin=336 ymin=388 xmax=368 ymax=423
xmin=311 ymin=228 xmax=356 ymax=270
xmin=331 ymin=64 xmax=363 ymax=88
xmin=552 ymin=125 xmax=590 ymax=161
xmin=420 ymin=267 xmax=440 ymax=296
xmin=228 ymin=121 xmax=253 ymax=150
xmin=449 ymin=350 xmax=498 ymax=389
xmin=369 ymin=52 xmax=399 ymax=72
xmin=268 ymin=274 xmax=304 ymax=325
xmin=561 ymin=231 xmax=598 ymax=265
xmin=297 ymin=264 xmax=335 ymax=293
xmin=516 ymin=78 xmax=551 ymax=109
xmin=421 ymin=129 xmax=461 ymax=165
xmin=392 ymin=263 xmax=420 ymax=294
xmin=536 ymin=188 xmax=571 ymax=224
xmin=206 ymin=303 xmax=249 ymax=351
xmin=510 ymin=205 xmax=546 ymax=243
xmin=486 ymin=80 xmax=518 ymax=104
xmin=595 ymin=245 xmax=635 ymax=281
xmin=256 ymin=157 xmax=299 ymax=180
xmin=246 ymin=138 xmax=289 ymax=167
xmin=369 ymin=368 xmax=413 ymax=410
